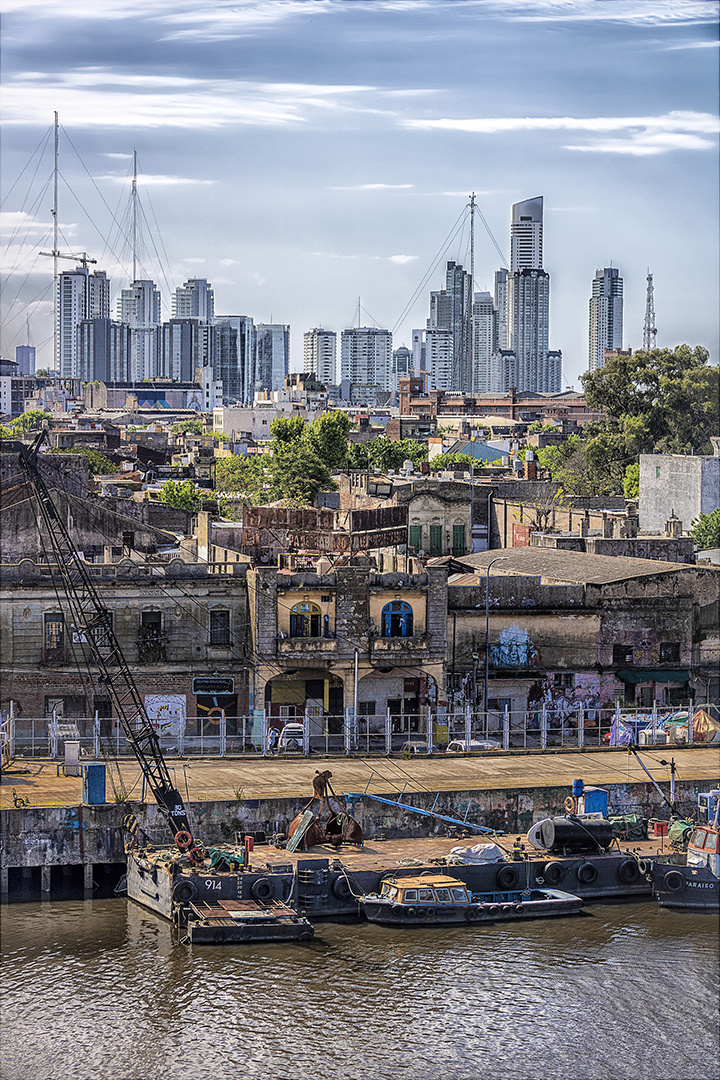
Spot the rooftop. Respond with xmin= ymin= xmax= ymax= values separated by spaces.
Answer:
xmin=437 ymin=547 xmax=712 ymax=586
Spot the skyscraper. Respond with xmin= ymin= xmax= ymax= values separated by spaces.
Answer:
xmin=76 ymin=319 xmax=131 ymax=382
xmin=471 ymin=291 xmax=496 ymax=393
xmin=588 ymin=267 xmax=623 ymax=372
xmin=499 ymin=196 xmax=560 ymax=393
xmin=303 ymin=328 xmax=337 ymax=386
xmin=215 ymin=315 xmax=254 ymax=403
xmin=510 ymin=196 xmax=543 ymax=271
xmin=172 ymin=278 xmax=214 ymax=322
xmin=254 ymin=324 xmax=289 ymax=393
xmin=119 ymin=279 xmax=162 ymax=381
xmin=340 ymin=326 xmax=392 ymax=402
xmin=15 ymin=345 xmax=35 ymax=376
xmin=57 ymin=267 xmax=110 ymax=377
xmin=426 ymin=261 xmax=472 ymax=391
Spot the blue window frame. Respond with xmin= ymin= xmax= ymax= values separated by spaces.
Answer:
xmin=382 ymin=600 xmax=413 ymax=638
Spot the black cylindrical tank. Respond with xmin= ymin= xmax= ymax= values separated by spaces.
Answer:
xmin=537 ymin=816 xmax=614 ymax=853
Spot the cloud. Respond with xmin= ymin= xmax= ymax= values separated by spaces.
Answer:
xmin=473 ymin=0 xmax=718 ymax=25
xmin=328 ymin=183 xmax=415 ymax=190
xmin=3 ymin=69 xmax=381 ymax=129
xmin=96 ymin=172 xmax=215 ymax=185
xmin=388 ymin=254 xmax=419 ymax=264
xmin=404 ymin=110 xmax=719 ymax=154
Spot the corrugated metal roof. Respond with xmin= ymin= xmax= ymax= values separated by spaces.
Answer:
xmin=451 ymin=547 xmax=709 ymax=586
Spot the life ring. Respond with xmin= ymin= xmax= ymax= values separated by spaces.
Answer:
xmin=564 ymin=796 xmax=576 ymax=814
xmin=424 ymin=908 xmax=436 ymax=921
xmin=172 ymin=878 xmax=197 ymax=903
xmin=543 ymin=861 xmax=566 ymax=886
xmin=332 ymin=875 xmax=352 ymax=900
xmin=663 ymin=870 xmax=684 ymax=892
xmin=514 ymin=904 xmax=525 ymax=915
xmin=485 ymin=904 xmax=500 ymax=917
xmin=188 ymin=844 xmax=205 ymax=867
xmin=174 ymin=829 xmax=193 ymax=850
xmin=618 ymin=859 xmax=640 ymax=884
xmin=577 ymin=863 xmax=598 ymax=885
xmin=251 ymin=877 xmax=275 ymax=902
xmin=496 ymin=865 xmax=521 ymax=890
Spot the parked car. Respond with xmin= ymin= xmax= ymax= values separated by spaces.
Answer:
xmin=446 ymin=738 xmax=502 ymax=753
xmin=278 ymin=723 xmax=305 ymax=751
xmin=400 ymin=740 xmax=439 ymax=755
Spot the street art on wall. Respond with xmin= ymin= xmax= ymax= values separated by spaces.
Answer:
xmin=490 ymin=624 xmax=539 ymax=668
xmin=527 ymin=672 xmax=619 ymax=729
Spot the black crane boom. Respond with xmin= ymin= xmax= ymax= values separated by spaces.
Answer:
xmin=14 ymin=433 xmax=203 ymax=862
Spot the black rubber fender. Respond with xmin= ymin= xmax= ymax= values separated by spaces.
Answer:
xmin=501 ymin=903 xmax=515 ymax=915
xmin=213 ymin=929 xmax=226 ymax=945
xmin=663 ymin=869 xmax=684 ymax=892
xmin=465 ymin=906 xmax=480 ymax=922
xmin=251 ymin=877 xmax=275 ymax=902
xmin=424 ymin=907 xmax=436 ymax=920
xmin=332 ymin=875 xmax=352 ymax=901
xmin=543 ymin=861 xmax=566 ymax=886
xmin=577 ymin=862 xmax=598 ymax=885
xmin=485 ymin=904 xmax=500 ymax=917
xmin=514 ymin=903 xmax=525 ymax=915
xmin=496 ymin=864 xmax=521 ymax=890
xmin=618 ymin=858 xmax=641 ymax=884
xmin=172 ymin=878 xmax=197 ymax=904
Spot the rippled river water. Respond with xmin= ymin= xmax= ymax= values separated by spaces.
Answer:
xmin=1 ymin=898 xmax=718 ymax=1080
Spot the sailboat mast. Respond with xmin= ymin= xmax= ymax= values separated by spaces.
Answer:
xmin=132 ymin=149 xmax=137 ymax=284
xmin=53 ymin=111 xmax=59 ymax=373
xmin=469 ymin=191 xmax=475 ymax=394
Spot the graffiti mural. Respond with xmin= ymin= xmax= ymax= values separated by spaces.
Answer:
xmin=526 ymin=672 xmax=617 ymax=730
xmin=490 ymin=624 xmax=539 ymax=668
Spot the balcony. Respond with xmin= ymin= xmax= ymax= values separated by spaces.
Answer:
xmin=371 ymin=635 xmax=429 ymax=663
xmin=277 ymin=637 xmax=338 ymax=656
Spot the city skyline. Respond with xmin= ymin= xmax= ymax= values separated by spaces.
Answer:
xmin=1 ymin=1 xmax=718 ymax=383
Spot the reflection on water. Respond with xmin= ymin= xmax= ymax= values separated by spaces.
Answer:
xmin=1 ymin=899 xmax=718 ymax=1080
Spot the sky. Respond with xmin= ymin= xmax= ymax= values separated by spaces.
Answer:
xmin=1 ymin=0 xmax=718 ymax=386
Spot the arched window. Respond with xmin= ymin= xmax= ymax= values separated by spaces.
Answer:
xmin=382 ymin=600 xmax=413 ymax=638
xmin=290 ymin=602 xmax=321 ymax=638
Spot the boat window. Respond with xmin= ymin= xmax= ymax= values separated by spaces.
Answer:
xmin=434 ymin=888 xmax=451 ymax=903
xmin=402 ymin=889 xmax=418 ymax=901
xmin=689 ymin=829 xmax=708 ymax=849
xmin=451 ymin=887 xmax=468 ymax=902
xmin=386 ymin=886 xmax=399 ymax=900
xmin=381 ymin=882 xmax=394 ymax=896
xmin=417 ymin=889 xmax=434 ymax=902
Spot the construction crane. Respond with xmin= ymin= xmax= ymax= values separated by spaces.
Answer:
xmin=39 ymin=250 xmax=97 ymax=268
xmin=10 ymin=431 xmax=204 ymax=865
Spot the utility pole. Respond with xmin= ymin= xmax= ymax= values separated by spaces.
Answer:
xmin=642 ymin=271 xmax=657 ymax=352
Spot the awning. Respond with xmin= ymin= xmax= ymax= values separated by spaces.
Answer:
xmin=617 ymin=670 xmax=690 ymax=684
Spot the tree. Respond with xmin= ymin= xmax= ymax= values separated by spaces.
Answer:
xmin=215 ymin=454 xmax=271 ymax=503
xmin=269 ymin=415 xmax=305 ymax=448
xmin=47 ymin=446 xmax=117 ymax=474
xmin=159 ymin=479 xmax=203 ymax=511
xmin=12 ymin=410 xmax=52 ymax=432
xmin=172 ymin=419 xmax=204 ymax=436
xmin=35 ymin=369 xmax=50 ymax=378
xmin=363 ymin=436 xmax=428 ymax=473
xmin=267 ymin=443 xmax=337 ymax=504
xmin=428 ymin=453 xmax=477 ymax=471
xmin=623 ymin=463 xmax=639 ymax=499
xmin=689 ymin=510 xmax=720 ymax=551
xmin=347 ymin=443 xmax=370 ymax=469
xmin=304 ymin=410 xmax=351 ymax=469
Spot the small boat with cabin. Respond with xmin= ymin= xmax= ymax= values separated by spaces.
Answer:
xmin=643 ymin=792 xmax=720 ymax=911
xmin=359 ymin=873 xmax=583 ymax=926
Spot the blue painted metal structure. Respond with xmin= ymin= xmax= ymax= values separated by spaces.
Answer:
xmin=343 ymin=791 xmax=503 ymax=835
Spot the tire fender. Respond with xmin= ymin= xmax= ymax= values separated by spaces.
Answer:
xmin=496 ymin=864 xmax=521 ymax=890
xmin=332 ymin=875 xmax=352 ymax=901
xmin=251 ymin=877 xmax=275 ymax=902
xmin=172 ymin=878 xmax=197 ymax=904
xmin=577 ymin=862 xmax=598 ymax=885
xmin=618 ymin=858 xmax=640 ymax=884
xmin=543 ymin=861 xmax=566 ymax=886
xmin=663 ymin=870 xmax=684 ymax=892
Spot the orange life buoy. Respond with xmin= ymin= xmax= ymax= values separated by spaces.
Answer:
xmin=174 ymin=829 xmax=193 ymax=850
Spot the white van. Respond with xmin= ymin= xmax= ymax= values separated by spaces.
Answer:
xmin=278 ymin=722 xmax=305 ymax=751
xmin=446 ymin=738 xmax=501 ymax=753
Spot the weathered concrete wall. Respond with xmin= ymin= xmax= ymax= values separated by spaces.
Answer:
xmin=3 ymin=774 xmax=717 ymax=874
xmin=639 ymin=454 xmax=720 ymax=534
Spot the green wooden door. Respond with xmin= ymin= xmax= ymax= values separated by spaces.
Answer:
xmin=429 ymin=525 xmax=443 ymax=556
xmin=452 ymin=524 xmax=465 ymax=556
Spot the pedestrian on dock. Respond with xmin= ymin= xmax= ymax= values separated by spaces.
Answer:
xmin=267 ymin=727 xmax=279 ymax=755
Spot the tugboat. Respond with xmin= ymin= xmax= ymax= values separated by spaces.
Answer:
xmin=642 ymin=791 xmax=720 ymax=911
xmin=359 ymin=873 xmax=583 ymax=926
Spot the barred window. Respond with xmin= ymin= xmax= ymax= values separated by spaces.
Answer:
xmin=210 ymin=610 xmax=230 ymax=645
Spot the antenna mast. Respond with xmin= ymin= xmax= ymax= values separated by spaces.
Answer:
xmin=469 ymin=191 xmax=475 ymax=394
xmin=643 ymin=271 xmax=657 ymax=352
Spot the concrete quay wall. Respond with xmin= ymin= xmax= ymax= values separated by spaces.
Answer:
xmin=2 ymin=775 xmax=717 ymax=899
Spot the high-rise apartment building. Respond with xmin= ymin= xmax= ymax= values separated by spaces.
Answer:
xmin=425 ymin=327 xmax=453 ymax=391
xmin=255 ymin=324 xmax=289 ymax=394
xmin=215 ymin=316 xmax=254 ymax=403
xmin=427 ymin=261 xmax=472 ymax=391
xmin=510 ymin=196 xmax=543 ymax=271
xmin=411 ymin=329 xmax=427 ymax=374
xmin=172 ymin=278 xmax=214 ymax=322
xmin=340 ymin=327 xmax=392 ymax=400
xmin=15 ymin=345 xmax=36 ymax=376
xmin=303 ymin=328 xmax=336 ymax=386
xmin=119 ymin=279 xmax=162 ymax=381
xmin=471 ymin=291 xmax=496 ymax=393
xmin=494 ymin=269 xmax=509 ymax=351
xmin=588 ymin=267 xmax=623 ymax=372
xmin=76 ymin=319 xmax=131 ymax=382
xmin=57 ymin=267 xmax=110 ymax=377
xmin=161 ymin=318 xmax=214 ymax=382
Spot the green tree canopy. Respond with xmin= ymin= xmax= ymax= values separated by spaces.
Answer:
xmin=269 ymin=415 xmax=306 ymax=448
xmin=689 ymin=510 xmax=720 ymax=551
xmin=47 ymin=446 xmax=117 ymax=474
xmin=428 ymin=452 xmax=478 ymax=471
xmin=215 ymin=455 xmax=271 ymax=503
xmin=172 ymin=419 xmax=204 ymax=436
xmin=268 ymin=442 xmax=337 ymax=503
xmin=623 ymin=462 xmax=639 ymax=499
xmin=304 ymin=410 xmax=351 ymax=469
xmin=12 ymin=410 xmax=53 ymax=432
xmin=159 ymin=479 xmax=203 ymax=511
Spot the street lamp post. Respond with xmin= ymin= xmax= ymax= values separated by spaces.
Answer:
xmin=484 ymin=556 xmax=510 ymax=721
